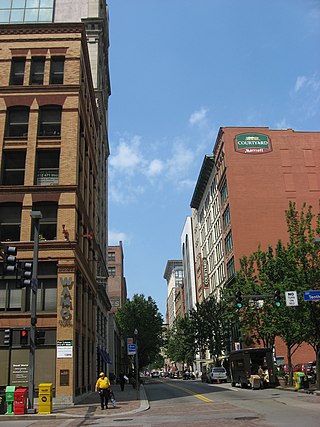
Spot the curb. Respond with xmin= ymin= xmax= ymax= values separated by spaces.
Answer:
xmin=0 ymin=385 xmax=149 ymax=421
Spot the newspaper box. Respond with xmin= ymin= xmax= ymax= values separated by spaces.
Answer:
xmin=38 ymin=383 xmax=53 ymax=414
xmin=14 ymin=388 xmax=27 ymax=415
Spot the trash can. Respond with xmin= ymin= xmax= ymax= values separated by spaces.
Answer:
xmin=38 ymin=383 xmax=53 ymax=414
xmin=14 ymin=387 xmax=27 ymax=415
xmin=0 ymin=388 xmax=6 ymax=415
xmin=5 ymin=386 xmax=15 ymax=415
xmin=296 ymin=372 xmax=305 ymax=390
xmin=302 ymin=374 xmax=309 ymax=389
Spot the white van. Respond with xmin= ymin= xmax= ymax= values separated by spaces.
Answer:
xmin=207 ymin=367 xmax=228 ymax=383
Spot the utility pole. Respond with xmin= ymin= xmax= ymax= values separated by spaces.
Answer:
xmin=134 ymin=329 xmax=139 ymax=400
xmin=27 ymin=211 xmax=42 ymax=414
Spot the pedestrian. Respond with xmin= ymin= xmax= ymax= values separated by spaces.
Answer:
xmin=119 ymin=371 xmax=126 ymax=391
xmin=257 ymin=365 xmax=265 ymax=389
xmin=95 ymin=372 xmax=110 ymax=410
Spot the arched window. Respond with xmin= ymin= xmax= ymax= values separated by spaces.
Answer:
xmin=38 ymin=105 xmax=62 ymax=137
xmin=5 ymin=106 xmax=30 ymax=137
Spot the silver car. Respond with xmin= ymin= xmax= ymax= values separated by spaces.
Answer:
xmin=207 ymin=367 xmax=228 ymax=383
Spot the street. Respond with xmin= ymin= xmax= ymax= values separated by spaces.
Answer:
xmin=1 ymin=378 xmax=319 ymax=427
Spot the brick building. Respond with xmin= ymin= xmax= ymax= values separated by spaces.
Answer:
xmin=0 ymin=0 xmax=111 ymax=405
xmin=191 ymin=127 xmax=320 ymax=365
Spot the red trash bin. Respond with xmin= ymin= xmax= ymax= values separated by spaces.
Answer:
xmin=14 ymin=388 xmax=28 ymax=415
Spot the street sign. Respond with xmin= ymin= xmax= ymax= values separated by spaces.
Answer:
xmin=127 ymin=343 xmax=136 ymax=355
xmin=285 ymin=291 xmax=298 ymax=306
xmin=303 ymin=290 xmax=320 ymax=302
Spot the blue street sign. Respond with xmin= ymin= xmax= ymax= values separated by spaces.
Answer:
xmin=127 ymin=343 xmax=136 ymax=355
xmin=303 ymin=290 xmax=320 ymax=302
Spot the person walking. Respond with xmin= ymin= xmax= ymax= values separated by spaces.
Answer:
xmin=119 ymin=371 xmax=126 ymax=391
xmin=95 ymin=372 xmax=110 ymax=410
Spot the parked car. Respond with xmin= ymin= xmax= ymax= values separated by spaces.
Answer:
xmin=207 ymin=367 xmax=228 ymax=384
xmin=151 ymin=370 xmax=160 ymax=378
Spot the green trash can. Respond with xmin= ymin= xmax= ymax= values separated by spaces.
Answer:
xmin=5 ymin=386 xmax=16 ymax=415
xmin=296 ymin=372 xmax=305 ymax=390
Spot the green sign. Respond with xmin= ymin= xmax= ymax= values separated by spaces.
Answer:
xmin=235 ymin=133 xmax=272 ymax=154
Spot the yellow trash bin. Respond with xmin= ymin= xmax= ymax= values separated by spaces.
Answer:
xmin=38 ymin=383 xmax=53 ymax=414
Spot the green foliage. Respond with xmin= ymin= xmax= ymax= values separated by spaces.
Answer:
xmin=166 ymin=316 xmax=195 ymax=366
xmin=115 ymin=294 xmax=164 ymax=369
xmin=227 ymin=201 xmax=320 ymax=387
xmin=190 ymin=295 xmax=230 ymax=364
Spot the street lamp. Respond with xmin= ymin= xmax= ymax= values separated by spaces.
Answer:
xmin=134 ymin=328 xmax=139 ymax=400
xmin=28 ymin=210 xmax=42 ymax=414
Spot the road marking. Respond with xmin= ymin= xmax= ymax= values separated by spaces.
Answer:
xmin=160 ymin=380 xmax=214 ymax=403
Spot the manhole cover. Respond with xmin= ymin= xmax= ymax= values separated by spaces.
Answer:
xmin=113 ymin=419 xmax=133 ymax=422
xmin=234 ymin=416 xmax=259 ymax=420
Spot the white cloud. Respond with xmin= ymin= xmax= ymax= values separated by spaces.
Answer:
xmin=294 ymin=76 xmax=308 ymax=92
xmin=189 ymin=107 xmax=208 ymax=126
xmin=275 ymin=118 xmax=291 ymax=129
xmin=166 ymin=139 xmax=195 ymax=179
xmin=110 ymin=136 xmax=143 ymax=175
xmin=109 ymin=182 xmax=145 ymax=205
xmin=108 ymin=229 xmax=130 ymax=245
xmin=145 ymin=159 xmax=164 ymax=177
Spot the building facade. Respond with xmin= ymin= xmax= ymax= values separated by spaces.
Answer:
xmin=163 ymin=260 xmax=184 ymax=329
xmin=0 ymin=0 xmax=111 ymax=404
xmin=107 ymin=242 xmax=127 ymax=379
xmin=190 ymin=127 xmax=319 ymax=364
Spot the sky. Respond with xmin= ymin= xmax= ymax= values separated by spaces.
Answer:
xmin=106 ymin=0 xmax=320 ymax=317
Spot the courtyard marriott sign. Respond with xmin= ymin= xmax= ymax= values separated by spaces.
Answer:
xmin=235 ymin=133 xmax=272 ymax=154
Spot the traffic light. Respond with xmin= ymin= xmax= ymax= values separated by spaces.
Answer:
xmin=36 ymin=330 xmax=45 ymax=346
xmin=20 ymin=262 xmax=33 ymax=288
xmin=20 ymin=329 xmax=29 ymax=346
xmin=274 ymin=289 xmax=281 ymax=307
xmin=4 ymin=329 xmax=12 ymax=346
xmin=4 ymin=246 xmax=17 ymax=274
xmin=236 ymin=291 xmax=243 ymax=309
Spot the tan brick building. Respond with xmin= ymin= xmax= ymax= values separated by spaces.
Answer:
xmin=0 ymin=22 xmax=110 ymax=404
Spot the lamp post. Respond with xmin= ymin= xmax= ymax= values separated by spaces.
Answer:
xmin=134 ymin=328 xmax=139 ymax=400
xmin=28 ymin=210 xmax=42 ymax=414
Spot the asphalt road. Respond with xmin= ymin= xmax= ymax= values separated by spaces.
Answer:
xmin=2 ymin=378 xmax=320 ymax=427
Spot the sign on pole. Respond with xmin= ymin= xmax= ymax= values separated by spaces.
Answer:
xmin=303 ymin=290 xmax=320 ymax=302
xmin=127 ymin=343 xmax=136 ymax=355
xmin=285 ymin=291 xmax=298 ymax=307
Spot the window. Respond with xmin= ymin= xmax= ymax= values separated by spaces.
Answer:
xmin=220 ymin=180 xmax=228 ymax=205
xmin=38 ymin=105 xmax=62 ymax=137
xmin=31 ymin=202 xmax=57 ymax=240
xmin=224 ymin=231 xmax=233 ymax=254
xmin=108 ymin=266 xmax=116 ymax=277
xmin=35 ymin=149 xmax=60 ymax=185
xmin=0 ymin=278 xmax=21 ymax=311
xmin=0 ymin=202 xmax=21 ymax=241
xmin=50 ymin=57 xmax=65 ymax=84
xmin=108 ymin=252 xmax=115 ymax=262
xmin=30 ymin=57 xmax=45 ymax=85
xmin=5 ymin=106 xmax=29 ymax=137
xmin=222 ymin=205 xmax=231 ymax=229
xmin=10 ymin=57 xmax=26 ymax=85
xmin=227 ymin=257 xmax=235 ymax=279
xmin=0 ymin=0 xmax=55 ymax=24
xmin=1 ymin=150 xmax=26 ymax=185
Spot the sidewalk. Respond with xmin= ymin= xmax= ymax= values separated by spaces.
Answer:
xmin=0 ymin=383 xmax=149 ymax=421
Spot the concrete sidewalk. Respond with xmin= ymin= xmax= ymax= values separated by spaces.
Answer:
xmin=0 ymin=383 xmax=149 ymax=421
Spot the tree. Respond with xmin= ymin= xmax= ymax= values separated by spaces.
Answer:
xmin=190 ymin=295 xmax=230 ymax=365
xmin=166 ymin=316 xmax=195 ymax=367
xmin=116 ymin=294 xmax=164 ymax=369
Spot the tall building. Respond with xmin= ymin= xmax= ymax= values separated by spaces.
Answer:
xmin=0 ymin=0 xmax=111 ymax=404
xmin=181 ymin=216 xmax=197 ymax=312
xmin=163 ymin=260 xmax=184 ymax=329
xmin=190 ymin=127 xmax=319 ymax=364
xmin=107 ymin=242 xmax=127 ymax=378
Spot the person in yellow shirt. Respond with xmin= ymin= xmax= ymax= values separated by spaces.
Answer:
xmin=95 ymin=372 xmax=110 ymax=409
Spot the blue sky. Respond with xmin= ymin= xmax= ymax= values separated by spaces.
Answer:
xmin=106 ymin=0 xmax=320 ymax=316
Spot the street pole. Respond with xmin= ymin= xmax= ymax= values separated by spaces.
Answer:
xmin=134 ymin=329 xmax=139 ymax=400
xmin=28 ymin=211 xmax=42 ymax=414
